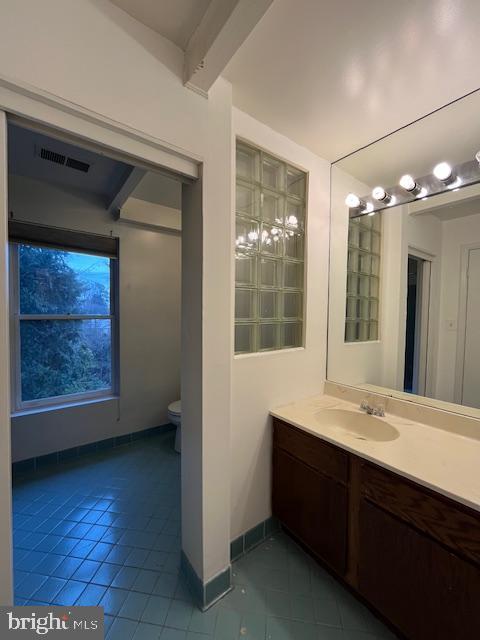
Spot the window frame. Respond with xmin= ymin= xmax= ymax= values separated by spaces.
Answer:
xmin=9 ymin=241 xmax=119 ymax=412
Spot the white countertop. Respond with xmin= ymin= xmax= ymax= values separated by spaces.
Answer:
xmin=271 ymin=393 xmax=480 ymax=513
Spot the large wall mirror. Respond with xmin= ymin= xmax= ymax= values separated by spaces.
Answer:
xmin=328 ymin=90 xmax=480 ymax=417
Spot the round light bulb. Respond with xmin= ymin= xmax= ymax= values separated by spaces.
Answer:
xmin=372 ymin=186 xmax=387 ymax=201
xmin=345 ymin=193 xmax=361 ymax=208
xmin=399 ymin=174 xmax=416 ymax=191
xmin=433 ymin=162 xmax=452 ymax=182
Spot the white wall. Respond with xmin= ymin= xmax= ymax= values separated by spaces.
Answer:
xmin=328 ymin=166 xmax=405 ymax=390
xmin=231 ymin=108 xmax=330 ymax=539
xmin=9 ymin=174 xmax=181 ymax=461
xmin=437 ymin=212 xmax=480 ymax=402
xmin=328 ymin=166 xmax=384 ymax=387
xmin=181 ymin=79 xmax=234 ymax=584
xmin=200 ymin=80 xmax=233 ymax=578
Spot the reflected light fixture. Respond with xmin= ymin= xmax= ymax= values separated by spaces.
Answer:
xmin=352 ymin=152 xmax=480 ymax=215
xmin=417 ymin=187 xmax=428 ymax=199
xmin=447 ymin=177 xmax=462 ymax=190
xmin=372 ymin=186 xmax=392 ymax=204
xmin=345 ymin=194 xmax=376 ymax=216
xmin=433 ymin=161 xmax=454 ymax=184
xmin=345 ymin=193 xmax=363 ymax=208
xmin=399 ymin=174 xmax=423 ymax=196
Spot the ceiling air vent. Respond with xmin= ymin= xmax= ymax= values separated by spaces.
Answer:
xmin=40 ymin=147 xmax=66 ymax=166
xmin=37 ymin=147 xmax=91 ymax=174
xmin=65 ymin=157 xmax=90 ymax=173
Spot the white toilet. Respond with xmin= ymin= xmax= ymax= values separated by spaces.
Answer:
xmin=167 ymin=400 xmax=181 ymax=453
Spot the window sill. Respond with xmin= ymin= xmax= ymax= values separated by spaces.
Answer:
xmin=11 ymin=395 xmax=119 ymax=418
xmin=234 ymin=346 xmax=305 ymax=359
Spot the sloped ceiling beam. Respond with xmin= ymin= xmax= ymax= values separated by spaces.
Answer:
xmin=107 ymin=166 xmax=146 ymax=214
xmin=184 ymin=0 xmax=273 ymax=95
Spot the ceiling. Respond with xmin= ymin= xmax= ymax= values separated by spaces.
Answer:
xmin=431 ymin=197 xmax=480 ymax=222
xmin=132 ymin=172 xmax=181 ymax=210
xmin=224 ymin=0 xmax=480 ymax=161
xmin=336 ymin=89 xmax=480 ymax=189
xmin=8 ymin=125 xmax=131 ymax=201
xmin=109 ymin=0 xmax=211 ymax=49
xmin=411 ymin=183 xmax=480 ymax=222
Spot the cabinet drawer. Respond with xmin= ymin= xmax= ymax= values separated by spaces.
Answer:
xmin=273 ymin=419 xmax=348 ymax=484
xmin=361 ymin=462 xmax=480 ymax=566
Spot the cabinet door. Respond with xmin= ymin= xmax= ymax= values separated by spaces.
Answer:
xmin=359 ymin=499 xmax=480 ymax=640
xmin=272 ymin=446 xmax=347 ymax=575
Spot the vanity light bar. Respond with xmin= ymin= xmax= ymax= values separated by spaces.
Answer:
xmin=346 ymin=152 xmax=480 ymax=218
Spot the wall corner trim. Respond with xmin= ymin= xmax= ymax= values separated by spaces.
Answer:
xmin=180 ymin=551 xmax=232 ymax=611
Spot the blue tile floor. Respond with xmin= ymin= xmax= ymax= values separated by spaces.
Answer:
xmin=12 ymin=431 xmax=397 ymax=639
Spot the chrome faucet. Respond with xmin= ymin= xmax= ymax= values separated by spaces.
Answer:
xmin=360 ymin=399 xmax=385 ymax=417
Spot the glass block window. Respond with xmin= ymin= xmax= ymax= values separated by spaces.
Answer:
xmin=235 ymin=141 xmax=306 ymax=354
xmin=345 ymin=213 xmax=381 ymax=342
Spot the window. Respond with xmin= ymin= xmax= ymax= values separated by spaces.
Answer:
xmin=10 ymin=239 xmax=117 ymax=410
xmin=235 ymin=141 xmax=306 ymax=354
xmin=345 ymin=213 xmax=381 ymax=342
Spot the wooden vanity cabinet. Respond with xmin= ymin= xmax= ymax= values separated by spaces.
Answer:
xmin=272 ymin=428 xmax=348 ymax=575
xmin=358 ymin=463 xmax=480 ymax=640
xmin=359 ymin=498 xmax=480 ymax=639
xmin=272 ymin=418 xmax=480 ymax=639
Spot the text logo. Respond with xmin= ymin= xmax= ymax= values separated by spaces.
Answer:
xmin=0 ymin=607 xmax=103 ymax=638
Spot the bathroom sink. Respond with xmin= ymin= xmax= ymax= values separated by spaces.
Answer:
xmin=314 ymin=408 xmax=399 ymax=442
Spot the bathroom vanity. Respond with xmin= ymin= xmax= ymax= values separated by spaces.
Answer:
xmin=271 ymin=396 xmax=480 ymax=640
xmin=306 ymin=87 xmax=480 ymax=637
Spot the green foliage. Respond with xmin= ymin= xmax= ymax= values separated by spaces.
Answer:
xmin=19 ymin=246 xmax=112 ymax=402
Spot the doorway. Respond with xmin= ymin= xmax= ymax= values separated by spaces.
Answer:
xmin=0 ymin=105 xmax=209 ymax=608
xmin=404 ymin=253 xmax=432 ymax=395
xmin=7 ymin=121 xmax=187 ymax=613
